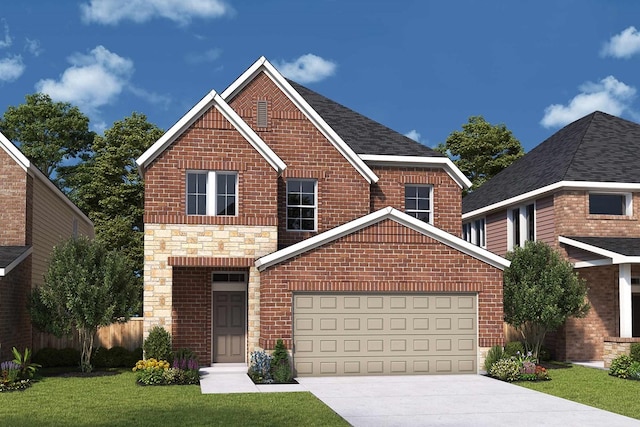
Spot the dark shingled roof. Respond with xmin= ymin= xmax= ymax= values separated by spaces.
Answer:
xmin=565 ymin=236 xmax=640 ymax=257
xmin=463 ymin=111 xmax=640 ymax=214
xmin=287 ymin=79 xmax=444 ymax=157
xmin=0 ymin=246 xmax=30 ymax=269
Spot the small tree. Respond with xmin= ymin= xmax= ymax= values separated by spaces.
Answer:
xmin=30 ymin=237 xmax=139 ymax=372
xmin=503 ymin=241 xmax=590 ymax=360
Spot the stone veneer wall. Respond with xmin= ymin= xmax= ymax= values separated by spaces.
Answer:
xmin=603 ymin=337 xmax=640 ymax=368
xmin=143 ymin=223 xmax=277 ymax=359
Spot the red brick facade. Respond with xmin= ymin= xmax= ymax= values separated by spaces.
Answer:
xmin=0 ymin=148 xmax=28 ymax=246
xmin=0 ymin=257 xmax=32 ymax=360
xmin=259 ymin=220 xmax=504 ymax=350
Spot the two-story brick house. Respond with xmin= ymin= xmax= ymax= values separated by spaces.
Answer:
xmin=462 ymin=111 xmax=640 ymax=364
xmin=137 ymin=57 xmax=508 ymax=376
xmin=0 ymin=131 xmax=93 ymax=360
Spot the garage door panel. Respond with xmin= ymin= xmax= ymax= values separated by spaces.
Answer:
xmin=293 ymin=355 xmax=477 ymax=375
xmin=293 ymin=293 xmax=477 ymax=376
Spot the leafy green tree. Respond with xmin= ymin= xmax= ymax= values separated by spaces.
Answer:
xmin=0 ymin=93 xmax=94 ymax=183
xmin=66 ymin=113 xmax=164 ymax=282
xmin=30 ymin=237 xmax=139 ymax=372
xmin=436 ymin=115 xmax=524 ymax=191
xmin=503 ymin=241 xmax=590 ymax=360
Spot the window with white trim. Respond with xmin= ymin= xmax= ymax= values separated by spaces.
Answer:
xmin=405 ymin=185 xmax=433 ymax=223
xmin=508 ymin=203 xmax=535 ymax=249
xmin=286 ymin=179 xmax=317 ymax=231
xmin=589 ymin=193 xmax=631 ymax=216
xmin=186 ymin=171 xmax=237 ymax=216
xmin=462 ymin=218 xmax=485 ymax=247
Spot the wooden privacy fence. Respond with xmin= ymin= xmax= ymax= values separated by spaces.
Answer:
xmin=32 ymin=317 xmax=144 ymax=352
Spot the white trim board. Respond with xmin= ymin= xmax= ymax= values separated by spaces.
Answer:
xmin=221 ymin=56 xmax=379 ymax=184
xmin=255 ymin=206 xmax=510 ymax=271
xmin=463 ymin=181 xmax=640 ymax=220
xmin=136 ymin=89 xmax=286 ymax=176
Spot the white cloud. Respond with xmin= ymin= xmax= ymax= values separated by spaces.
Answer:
xmin=24 ymin=38 xmax=43 ymax=57
xmin=540 ymin=76 xmax=636 ymax=128
xmin=601 ymin=26 xmax=640 ymax=59
xmin=128 ymin=85 xmax=171 ymax=109
xmin=405 ymin=130 xmax=422 ymax=142
xmin=80 ymin=0 xmax=232 ymax=25
xmin=35 ymin=46 xmax=133 ymax=115
xmin=0 ymin=20 xmax=11 ymax=49
xmin=185 ymin=48 xmax=222 ymax=65
xmin=0 ymin=55 xmax=24 ymax=82
xmin=274 ymin=54 xmax=337 ymax=84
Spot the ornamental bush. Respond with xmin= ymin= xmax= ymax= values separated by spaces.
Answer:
xmin=628 ymin=361 xmax=640 ymax=381
xmin=609 ymin=354 xmax=634 ymax=379
xmin=271 ymin=339 xmax=292 ymax=383
xmin=504 ymin=341 xmax=524 ymax=358
xmin=248 ymin=350 xmax=272 ymax=383
xmin=489 ymin=358 xmax=521 ymax=382
xmin=144 ymin=326 xmax=172 ymax=363
xmin=630 ymin=343 xmax=640 ymax=362
xmin=483 ymin=345 xmax=504 ymax=372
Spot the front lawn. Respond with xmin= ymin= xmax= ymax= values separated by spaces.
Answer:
xmin=517 ymin=363 xmax=640 ymax=420
xmin=0 ymin=371 xmax=348 ymax=427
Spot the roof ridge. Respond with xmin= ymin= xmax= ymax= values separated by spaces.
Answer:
xmin=561 ymin=111 xmax=599 ymax=181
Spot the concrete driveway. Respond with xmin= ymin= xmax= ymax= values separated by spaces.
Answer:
xmin=296 ymin=375 xmax=640 ymax=427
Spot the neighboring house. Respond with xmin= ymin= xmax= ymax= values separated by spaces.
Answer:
xmin=462 ymin=111 xmax=640 ymax=363
xmin=137 ymin=56 xmax=509 ymax=376
xmin=0 ymin=131 xmax=93 ymax=360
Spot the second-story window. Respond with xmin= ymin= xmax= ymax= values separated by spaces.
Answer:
xmin=508 ymin=202 xmax=535 ymax=249
xmin=405 ymin=185 xmax=433 ymax=223
xmin=287 ymin=179 xmax=317 ymax=231
xmin=186 ymin=171 xmax=237 ymax=216
xmin=589 ymin=193 xmax=631 ymax=216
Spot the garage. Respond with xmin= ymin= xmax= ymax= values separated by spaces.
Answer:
xmin=292 ymin=293 xmax=477 ymax=376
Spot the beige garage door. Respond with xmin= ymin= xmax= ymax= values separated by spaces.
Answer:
xmin=293 ymin=293 xmax=477 ymax=376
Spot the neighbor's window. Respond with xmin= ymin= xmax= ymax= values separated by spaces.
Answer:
xmin=287 ymin=179 xmax=317 ymax=231
xmin=405 ymin=185 xmax=433 ymax=223
xmin=589 ymin=193 xmax=630 ymax=216
xmin=508 ymin=203 xmax=535 ymax=249
xmin=462 ymin=218 xmax=486 ymax=247
xmin=186 ymin=171 xmax=237 ymax=216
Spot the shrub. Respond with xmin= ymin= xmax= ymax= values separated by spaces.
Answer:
xmin=132 ymin=358 xmax=198 ymax=386
xmin=91 ymin=347 xmax=109 ymax=368
xmin=107 ymin=346 xmax=132 ymax=367
xmin=630 ymin=343 xmax=640 ymax=363
xmin=628 ymin=361 xmax=640 ymax=380
xmin=144 ymin=326 xmax=172 ymax=363
xmin=12 ymin=347 xmax=40 ymax=379
xmin=33 ymin=348 xmax=63 ymax=368
xmin=538 ymin=345 xmax=552 ymax=362
xmin=483 ymin=345 xmax=504 ymax=373
xmin=248 ymin=350 xmax=272 ymax=383
xmin=504 ymin=341 xmax=525 ymax=358
xmin=59 ymin=348 xmax=81 ymax=367
xmin=489 ymin=358 xmax=521 ymax=382
xmin=610 ymin=354 xmax=634 ymax=379
xmin=270 ymin=339 xmax=292 ymax=383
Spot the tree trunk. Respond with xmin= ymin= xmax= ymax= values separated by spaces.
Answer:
xmin=518 ymin=321 xmax=547 ymax=362
xmin=78 ymin=328 xmax=96 ymax=373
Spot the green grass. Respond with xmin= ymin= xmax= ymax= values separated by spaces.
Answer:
xmin=517 ymin=363 xmax=640 ymax=420
xmin=0 ymin=371 xmax=348 ymax=427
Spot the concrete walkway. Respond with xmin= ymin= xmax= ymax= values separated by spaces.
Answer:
xmin=199 ymin=366 xmax=640 ymax=426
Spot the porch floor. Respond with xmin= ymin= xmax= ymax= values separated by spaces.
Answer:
xmin=199 ymin=364 xmax=305 ymax=394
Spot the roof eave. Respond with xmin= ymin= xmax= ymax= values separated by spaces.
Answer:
xmin=255 ymin=207 xmax=510 ymax=271
xmin=463 ymin=181 xmax=640 ymax=220
xmin=359 ymin=154 xmax=472 ymax=189
xmin=559 ymin=236 xmax=640 ymax=265
xmin=0 ymin=246 xmax=32 ymax=277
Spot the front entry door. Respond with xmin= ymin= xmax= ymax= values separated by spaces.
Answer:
xmin=633 ymin=294 xmax=640 ymax=337
xmin=213 ymin=291 xmax=245 ymax=363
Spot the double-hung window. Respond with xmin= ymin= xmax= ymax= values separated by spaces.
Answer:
xmin=186 ymin=171 xmax=237 ymax=216
xmin=508 ymin=202 xmax=535 ymax=249
xmin=287 ymin=179 xmax=317 ymax=231
xmin=462 ymin=218 xmax=485 ymax=247
xmin=405 ymin=185 xmax=433 ymax=223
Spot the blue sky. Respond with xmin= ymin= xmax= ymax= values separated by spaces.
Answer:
xmin=1 ymin=1 xmax=639 ymax=152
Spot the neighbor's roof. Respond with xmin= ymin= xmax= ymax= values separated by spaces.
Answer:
xmin=288 ymin=80 xmax=444 ymax=157
xmin=463 ymin=111 xmax=640 ymax=215
xmin=561 ymin=236 xmax=640 ymax=258
xmin=0 ymin=246 xmax=32 ymax=276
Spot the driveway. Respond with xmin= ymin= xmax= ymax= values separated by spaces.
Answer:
xmin=296 ymin=375 xmax=640 ymax=427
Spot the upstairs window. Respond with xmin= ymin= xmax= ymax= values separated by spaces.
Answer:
xmin=287 ymin=179 xmax=317 ymax=231
xmin=462 ymin=218 xmax=485 ymax=247
xmin=405 ymin=185 xmax=433 ymax=223
xmin=508 ymin=203 xmax=535 ymax=249
xmin=589 ymin=193 xmax=631 ymax=216
xmin=186 ymin=171 xmax=237 ymax=216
